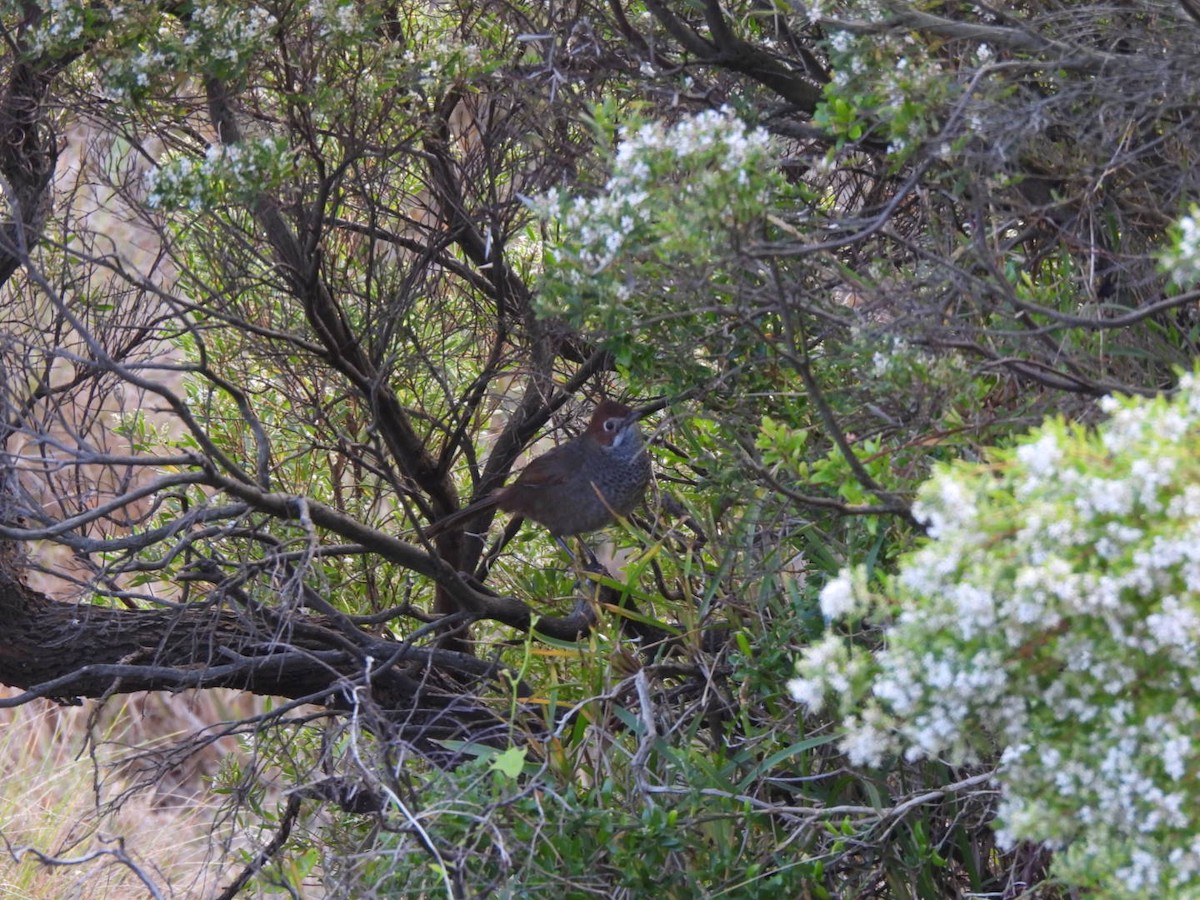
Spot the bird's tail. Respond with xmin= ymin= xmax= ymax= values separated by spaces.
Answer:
xmin=424 ymin=495 xmax=502 ymax=538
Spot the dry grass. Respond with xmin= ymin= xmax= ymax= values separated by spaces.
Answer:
xmin=0 ymin=688 xmax=301 ymax=899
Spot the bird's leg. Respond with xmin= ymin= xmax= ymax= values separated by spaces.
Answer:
xmin=554 ymin=535 xmax=602 ymax=572
xmin=579 ymin=540 xmax=601 ymax=570
xmin=553 ymin=534 xmax=577 ymax=561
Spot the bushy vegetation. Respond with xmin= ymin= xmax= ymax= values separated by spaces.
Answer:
xmin=794 ymin=373 xmax=1200 ymax=896
xmin=2 ymin=0 xmax=1199 ymax=896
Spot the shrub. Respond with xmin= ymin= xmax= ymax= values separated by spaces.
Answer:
xmin=791 ymin=371 xmax=1200 ymax=897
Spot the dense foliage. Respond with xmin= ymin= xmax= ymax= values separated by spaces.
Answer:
xmin=1 ymin=0 xmax=1199 ymax=896
xmin=795 ymin=375 xmax=1200 ymax=896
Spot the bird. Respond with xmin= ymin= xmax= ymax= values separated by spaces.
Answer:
xmin=426 ymin=400 xmax=651 ymax=548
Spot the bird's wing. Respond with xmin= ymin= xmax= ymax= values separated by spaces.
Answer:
xmin=511 ymin=446 xmax=571 ymax=489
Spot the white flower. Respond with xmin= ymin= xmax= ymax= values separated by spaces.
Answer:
xmin=1016 ymin=431 xmax=1061 ymax=479
xmin=840 ymin=708 xmax=893 ymax=766
xmin=912 ymin=472 xmax=977 ymax=538
xmin=787 ymin=676 xmax=825 ymax=711
xmin=818 ymin=571 xmax=860 ymax=619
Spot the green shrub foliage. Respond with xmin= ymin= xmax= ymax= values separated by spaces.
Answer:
xmin=793 ymin=372 xmax=1200 ymax=896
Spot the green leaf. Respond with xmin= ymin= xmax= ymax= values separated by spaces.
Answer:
xmin=489 ymin=746 xmax=528 ymax=780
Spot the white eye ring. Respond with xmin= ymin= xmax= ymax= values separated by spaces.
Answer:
xmin=605 ymin=419 xmax=618 ymax=431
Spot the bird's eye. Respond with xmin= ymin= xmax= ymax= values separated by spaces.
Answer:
xmin=604 ymin=419 xmax=617 ymax=431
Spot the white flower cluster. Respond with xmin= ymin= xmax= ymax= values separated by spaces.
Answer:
xmin=1165 ymin=207 xmax=1200 ymax=288
xmin=186 ymin=1 xmax=277 ymax=66
xmin=820 ymin=22 xmax=945 ymax=159
xmin=533 ymin=108 xmax=773 ymax=286
xmin=398 ymin=29 xmax=483 ymax=87
xmin=311 ymin=0 xmax=361 ymax=35
xmin=41 ymin=0 xmax=87 ymax=43
xmin=105 ymin=48 xmax=172 ymax=99
xmin=791 ymin=372 xmax=1200 ymax=895
xmin=97 ymin=2 xmax=280 ymax=101
xmin=146 ymin=139 xmax=293 ymax=211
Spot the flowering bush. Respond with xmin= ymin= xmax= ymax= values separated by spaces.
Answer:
xmin=532 ymin=108 xmax=774 ymax=282
xmin=530 ymin=107 xmax=780 ymax=378
xmin=1163 ymin=205 xmax=1200 ymax=290
xmin=791 ymin=372 xmax=1200 ymax=897
xmin=146 ymin=139 xmax=295 ymax=211
xmin=802 ymin=4 xmax=984 ymax=164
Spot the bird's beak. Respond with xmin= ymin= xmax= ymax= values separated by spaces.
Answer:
xmin=626 ymin=403 xmax=656 ymax=424
xmin=624 ymin=406 xmax=650 ymax=428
